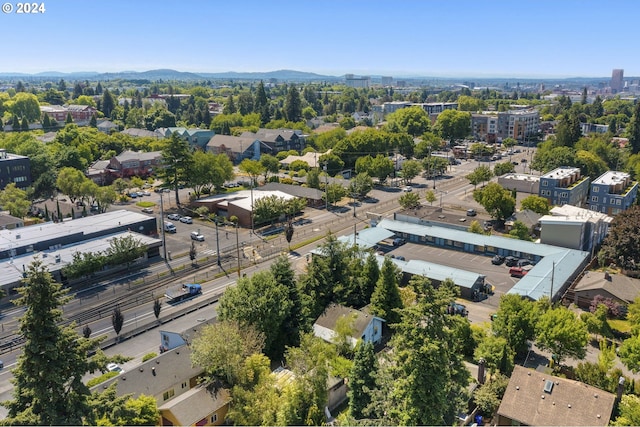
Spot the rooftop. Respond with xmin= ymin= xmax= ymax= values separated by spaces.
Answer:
xmin=541 ymin=167 xmax=581 ymax=180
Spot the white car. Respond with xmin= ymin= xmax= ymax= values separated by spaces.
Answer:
xmin=403 ymin=186 xmax=413 ymax=192
xmin=107 ymin=363 xmax=123 ymax=373
xmin=180 ymin=216 xmax=193 ymax=224
xmin=167 ymin=213 xmax=181 ymax=221
xmin=190 ymin=231 xmax=205 ymax=241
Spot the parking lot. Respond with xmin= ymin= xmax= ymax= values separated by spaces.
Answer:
xmin=386 ymin=242 xmax=523 ymax=312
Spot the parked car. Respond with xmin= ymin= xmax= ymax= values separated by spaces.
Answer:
xmin=448 ymin=303 xmax=468 ymax=316
xmin=509 ymin=267 xmax=528 ymax=278
xmin=180 ymin=216 xmax=193 ymax=224
xmin=107 ymin=363 xmax=123 ymax=373
xmin=142 ymin=190 xmax=151 ymax=196
xmin=395 ymin=255 xmax=406 ymax=261
xmin=163 ymin=222 xmax=177 ymax=233
xmin=403 ymin=186 xmax=413 ymax=192
xmin=505 ymin=256 xmax=519 ymax=267
xmin=190 ymin=231 xmax=205 ymax=241
xmin=393 ymin=237 xmax=406 ymax=246
xmin=141 ymin=207 xmax=153 ymax=214
xmin=491 ymin=255 xmax=505 ymax=265
xmin=167 ymin=213 xmax=181 ymax=221
xmin=466 ymin=208 xmax=477 ymax=216
xmin=128 ymin=192 xmax=137 ymax=198
xmin=517 ymin=259 xmax=532 ymax=267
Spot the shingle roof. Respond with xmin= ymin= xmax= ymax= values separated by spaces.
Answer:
xmin=314 ymin=303 xmax=380 ymax=338
xmin=158 ymin=386 xmax=230 ymax=426
xmin=206 ymin=134 xmax=258 ymax=152
xmin=574 ymin=271 xmax=640 ymax=303
xmin=497 ymin=365 xmax=615 ymax=426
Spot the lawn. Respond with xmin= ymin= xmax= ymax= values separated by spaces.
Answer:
xmin=136 ymin=201 xmax=156 ymax=208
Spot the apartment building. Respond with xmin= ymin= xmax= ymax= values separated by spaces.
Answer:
xmin=0 ymin=149 xmax=31 ymax=190
xmin=539 ymin=167 xmax=590 ymax=207
xmin=589 ymin=171 xmax=638 ymax=215
xmin=496 ymin=109 xmax=540 ymax=141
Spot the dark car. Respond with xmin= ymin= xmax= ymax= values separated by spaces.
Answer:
xmin=448 ymin=303 xmax=468 ymax=316
xmin=517 ymin=259 xmax=532 ymax=267
xmin=393 ymin=237 xmax=406 ymax=246
xmin=466 ymin=209 xmax=477 ymax=216
xmin=505 ymin=256 xmax=519 ymax=267
xmin=491 ymin=255 xmax=505 ymax=265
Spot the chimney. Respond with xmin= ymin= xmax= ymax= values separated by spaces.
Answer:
xmin=604 ymin=272 xmax=612 ymax=281
xmin=617 ymin=376 xmax=625 ymax=401
xmin=478 ymin=358 xmax=486 ymax=385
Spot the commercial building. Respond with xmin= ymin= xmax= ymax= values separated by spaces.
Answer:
xmin=498 ymin=173 xmax=540 ymax=194
xmin=0 ymin=149 xmax=31 ymax=190
xmin=345 ymin=74 xmax=371 ymax=88
xmin=611 ymin=69 xmax=624 ymax=93
xmin=588 ymin=170 xmax=638 ymax=215
xmin=539 ymin=167 xmax=590 ymax=207
xmin=539 ymin=204 xmax=611 ymax=252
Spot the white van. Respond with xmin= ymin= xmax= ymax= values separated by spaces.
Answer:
xmin=164 ymin=222 xmax=177 ymax=233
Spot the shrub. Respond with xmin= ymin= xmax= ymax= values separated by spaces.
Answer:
xmin=86 ymin=371 xmax=119 ymax=388
xmin=142 ymin=352 xmax=157 ymax=363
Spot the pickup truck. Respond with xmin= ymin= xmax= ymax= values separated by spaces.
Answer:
xmin=165 ymin=283 xmax=202 ymax=302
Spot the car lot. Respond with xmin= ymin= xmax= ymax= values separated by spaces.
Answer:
xmin=385 ymin=241 xmax=524 ymax=309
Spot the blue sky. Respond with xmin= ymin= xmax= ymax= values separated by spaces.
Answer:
xmin=1 ymin=0 xmax=639 ymax=78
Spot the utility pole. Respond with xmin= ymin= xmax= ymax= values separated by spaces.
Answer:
xmin=550 ymin=261 xmax=555 ymax=302
xmin=159 ymin=192 xmax=167 ymax=260
xmin=214 ymin=217 xmax=221 ymax=267
xmin=235 ymin=222 xmax=241 ymax=278
xmin=324 ymin=162 xmax=329 ymax=211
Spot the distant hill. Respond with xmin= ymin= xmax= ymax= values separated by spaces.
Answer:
xmin=0 ymin=69 xmax=339 ymax=82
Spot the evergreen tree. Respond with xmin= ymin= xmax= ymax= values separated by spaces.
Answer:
xmin=628 ymin=102 xmax=640 ymax=154
xmin=284 ymin=84 xmax=302 ymax=122
xmin=89 ymin=114 xmax=97 ymax=128
xmin=57 ymin=79 xmax=67 ymax=91
xmin=112 ymin=306 xmax=124 ymax=339
xmin=223 ymin=94 xmax=236 ymax=114
xmin=367 ymin=277 xmax=469 ymax=425
xmin=66 ymin=112 xmax=73 ymax=124
xmin=3 ymin=258 xmax=102 ymax=425
xmin=42 ymin=112 xmax=51 ymax=129
xmin=254 ymin=80 xmax=268 ymax=111
xmin=95 ymin=81 xmax=103 ymax=95
xmin=260 ymin=104 xmax=271 ymax=125
xmin=370 ymin=257 xmax=403 ymax=325
xmin=360 ymin=252 xmax=380 ymax=305
xmin=102 ymin=89 xmax=116 ymax=118
xmin=270 ymin=255 xmax=303 ymax=347
xmin=73 ymin=83 xmax=83 ymax=99
xmin=158 ymin=132 xmax=193 ymax=205
xmin=348 ymin=341 xmax=377 ymax=419
xmin=20 ymin=117 xmax=29 ymax=131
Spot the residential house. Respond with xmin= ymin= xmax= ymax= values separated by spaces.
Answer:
xmin=206 ymin=134 xmax=267 ymax=164
xmin=496 ymin=365 xmax=616 ymax=426
xmin=539 ymin=167 xmax=590 ymax=207
xmin=504 ymin=209 xmax=542 ymax=235
xmin=0 ymin=150 xmax=31 ymax=190
xmin=107 ymin=150 xmax=163 ymax=179
xmin=589 ymin=170 xmax=638 ymax=215
xmin=86 ymin=159 xmax=110 ymax=185
xmin=243 ymin=128 xmax=307 ymax=154
xmin=313 ymin=303 xmax=385 ymax=347
xmin=96 ymin=346 xmax=230 ymax=427
xmin=279 ymin=150 xmax=330 ymax=170
xmin=571 ymin=270 xmax=640 ymax=309
xmin=97 ymin=119 xmax=118 ymax=134
xmin=158 ymin=127 xmax=215 ymax=150
xmin=0 ymin=212 xmax=24 ymax=230
xmin=121 ymin=128 xmax=164 ymax=139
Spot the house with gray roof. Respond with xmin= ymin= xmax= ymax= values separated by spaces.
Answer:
xmin=107 ymin=150 xmax=163 ymax=179
xmin=157 ymin=127 xmax=215 ymax=149
xmin=313 ymin=303 xmax=384 ymax=347
xmin=572 ymin=270 xmax=640 ymax=309
xmin=242 ymin=128 xmax=306 ymax=154
xmin=496 ymin=365 xmax=616 ymax=426
xmin=120 ymin=128 xmax=162 ymax=139
xmin=206 ymin=134 xmax=268 ymax=164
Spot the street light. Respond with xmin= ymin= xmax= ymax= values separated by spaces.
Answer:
xmin=213 ymin=216 xmax=221 ymax=267
xmin=159 ymin=191 xmax=167 ymax=260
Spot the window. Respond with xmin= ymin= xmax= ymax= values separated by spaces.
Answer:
xmin=162 ymin=389 xmax=175 ymax=401
xmin=593 ymin=186 xmax=599 ymax=193
xmin=181 ymin=381 xmax=187 ymax=389
xmin=591 ymin=196 xmax=598 ymax=202
xmin=211 ymin=414 xmax=218 ymax=423
xmin=542 ymin=181 xmax=548 ymax=187
xmin=616 ymin=199 xmax=622 ymax=205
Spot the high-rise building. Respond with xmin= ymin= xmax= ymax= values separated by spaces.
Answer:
xmin=611 ymin=69 xmax=624 ymax=93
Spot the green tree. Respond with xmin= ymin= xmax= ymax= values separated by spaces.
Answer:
xmin=367 ymin=276 xmax=468 ymax=425
xmin=306 ymin=167 xmax=320 ymax=189
xmin=56 ymin=166 xmax=89 ymax=203
xmin=466 ymin=165 xmax=493 ymax=188
xmin=520 ymin=194 xmax=551 ymax=215
xmin=468 ymin=220 xmax=488 ymax=235
xmin=509 ymin=220 xmax=533 ymax=241
xmin=536 ymin=306 xmax=588 ymax=365
xmin=474 ymin=335 xmax=514 ymax=375
xmin=270 ymin=256 xmax=303 ymax=348
xmin=187 ymin=150 xmax=234 ymax=197
xmin=473 ymin=182 xmax=516 ymax=222
xmin=104 ymin=234 xmax=146 ymax=268
xmin=348 ymin=342 xmax=377 ymax=420
xmin=254 ymin=80 xmax=269 ymax=112
xmin=259 ymin=154 xmax=280 ymax=182
xmin=400 ymin=159 xmax=422 ymax=184
xmin=601 ymin=206 xmax=640 ymax=271
xmin=435 ymin=109 xmax=471 ymax=146
xmin=324 ymin=182 xmax=347 ymax=205
xmin=159 ymin=133 xmax=193 ymax=205
xmin=493 ymin=161 xmax=515 ymax=176
xmin=153 ymin=298 xmax=162 ymax=320
xmin=386 ymin=105 xmax=430 ymax=137
xmin=359 ymin=252 xmax=380 ymax=306
xmin=3 ymin=258 xmax=102 ymax=425
xmin=219 ymin=271 xmax=294 ymax=359
xmin=112 ymin=306 xmax=124 ymax=339
xmin=425 ymin=189 xmax=437 ymax=205
xmin=399 ymin=191 xmax=420 ymax=209
xmin=238 ymin=158 xmax=265 ymax=187
xmin=348 ymin=172 xmax=373 ymax=199
xmin=492 ymin=294 xmax=539 ymax=355
xmin=0 ymin=183 xmax=31 ymax=218
xmin=9 ymin=92 xmax=41 ymax=122
xmin=472 ymin=374 xmax=509 ymax=417
xmin=284 ymin=84 xmax=302 ymax=122
xmin=370 ymin=257 xmax=403 ymax=325
xmin=190 ymin=320 xmax=265 ymax=387
xmin=101 ymin=89 xmax=116 ymax=118
xmin=628 ymin=102 xmax=640 ymax=155
xmin=612 ymin=394 xmax=640 ymax=426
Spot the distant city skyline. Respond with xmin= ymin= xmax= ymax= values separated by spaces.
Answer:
xmin=1 ymin=0 xmax=639 ymax=78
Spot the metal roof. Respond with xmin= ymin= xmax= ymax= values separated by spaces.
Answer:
xmin=398 ymin=258 xmax=484 ymax=289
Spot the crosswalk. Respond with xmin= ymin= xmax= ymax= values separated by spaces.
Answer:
xmin=200 ymin=249 xmax=217 ymax=256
